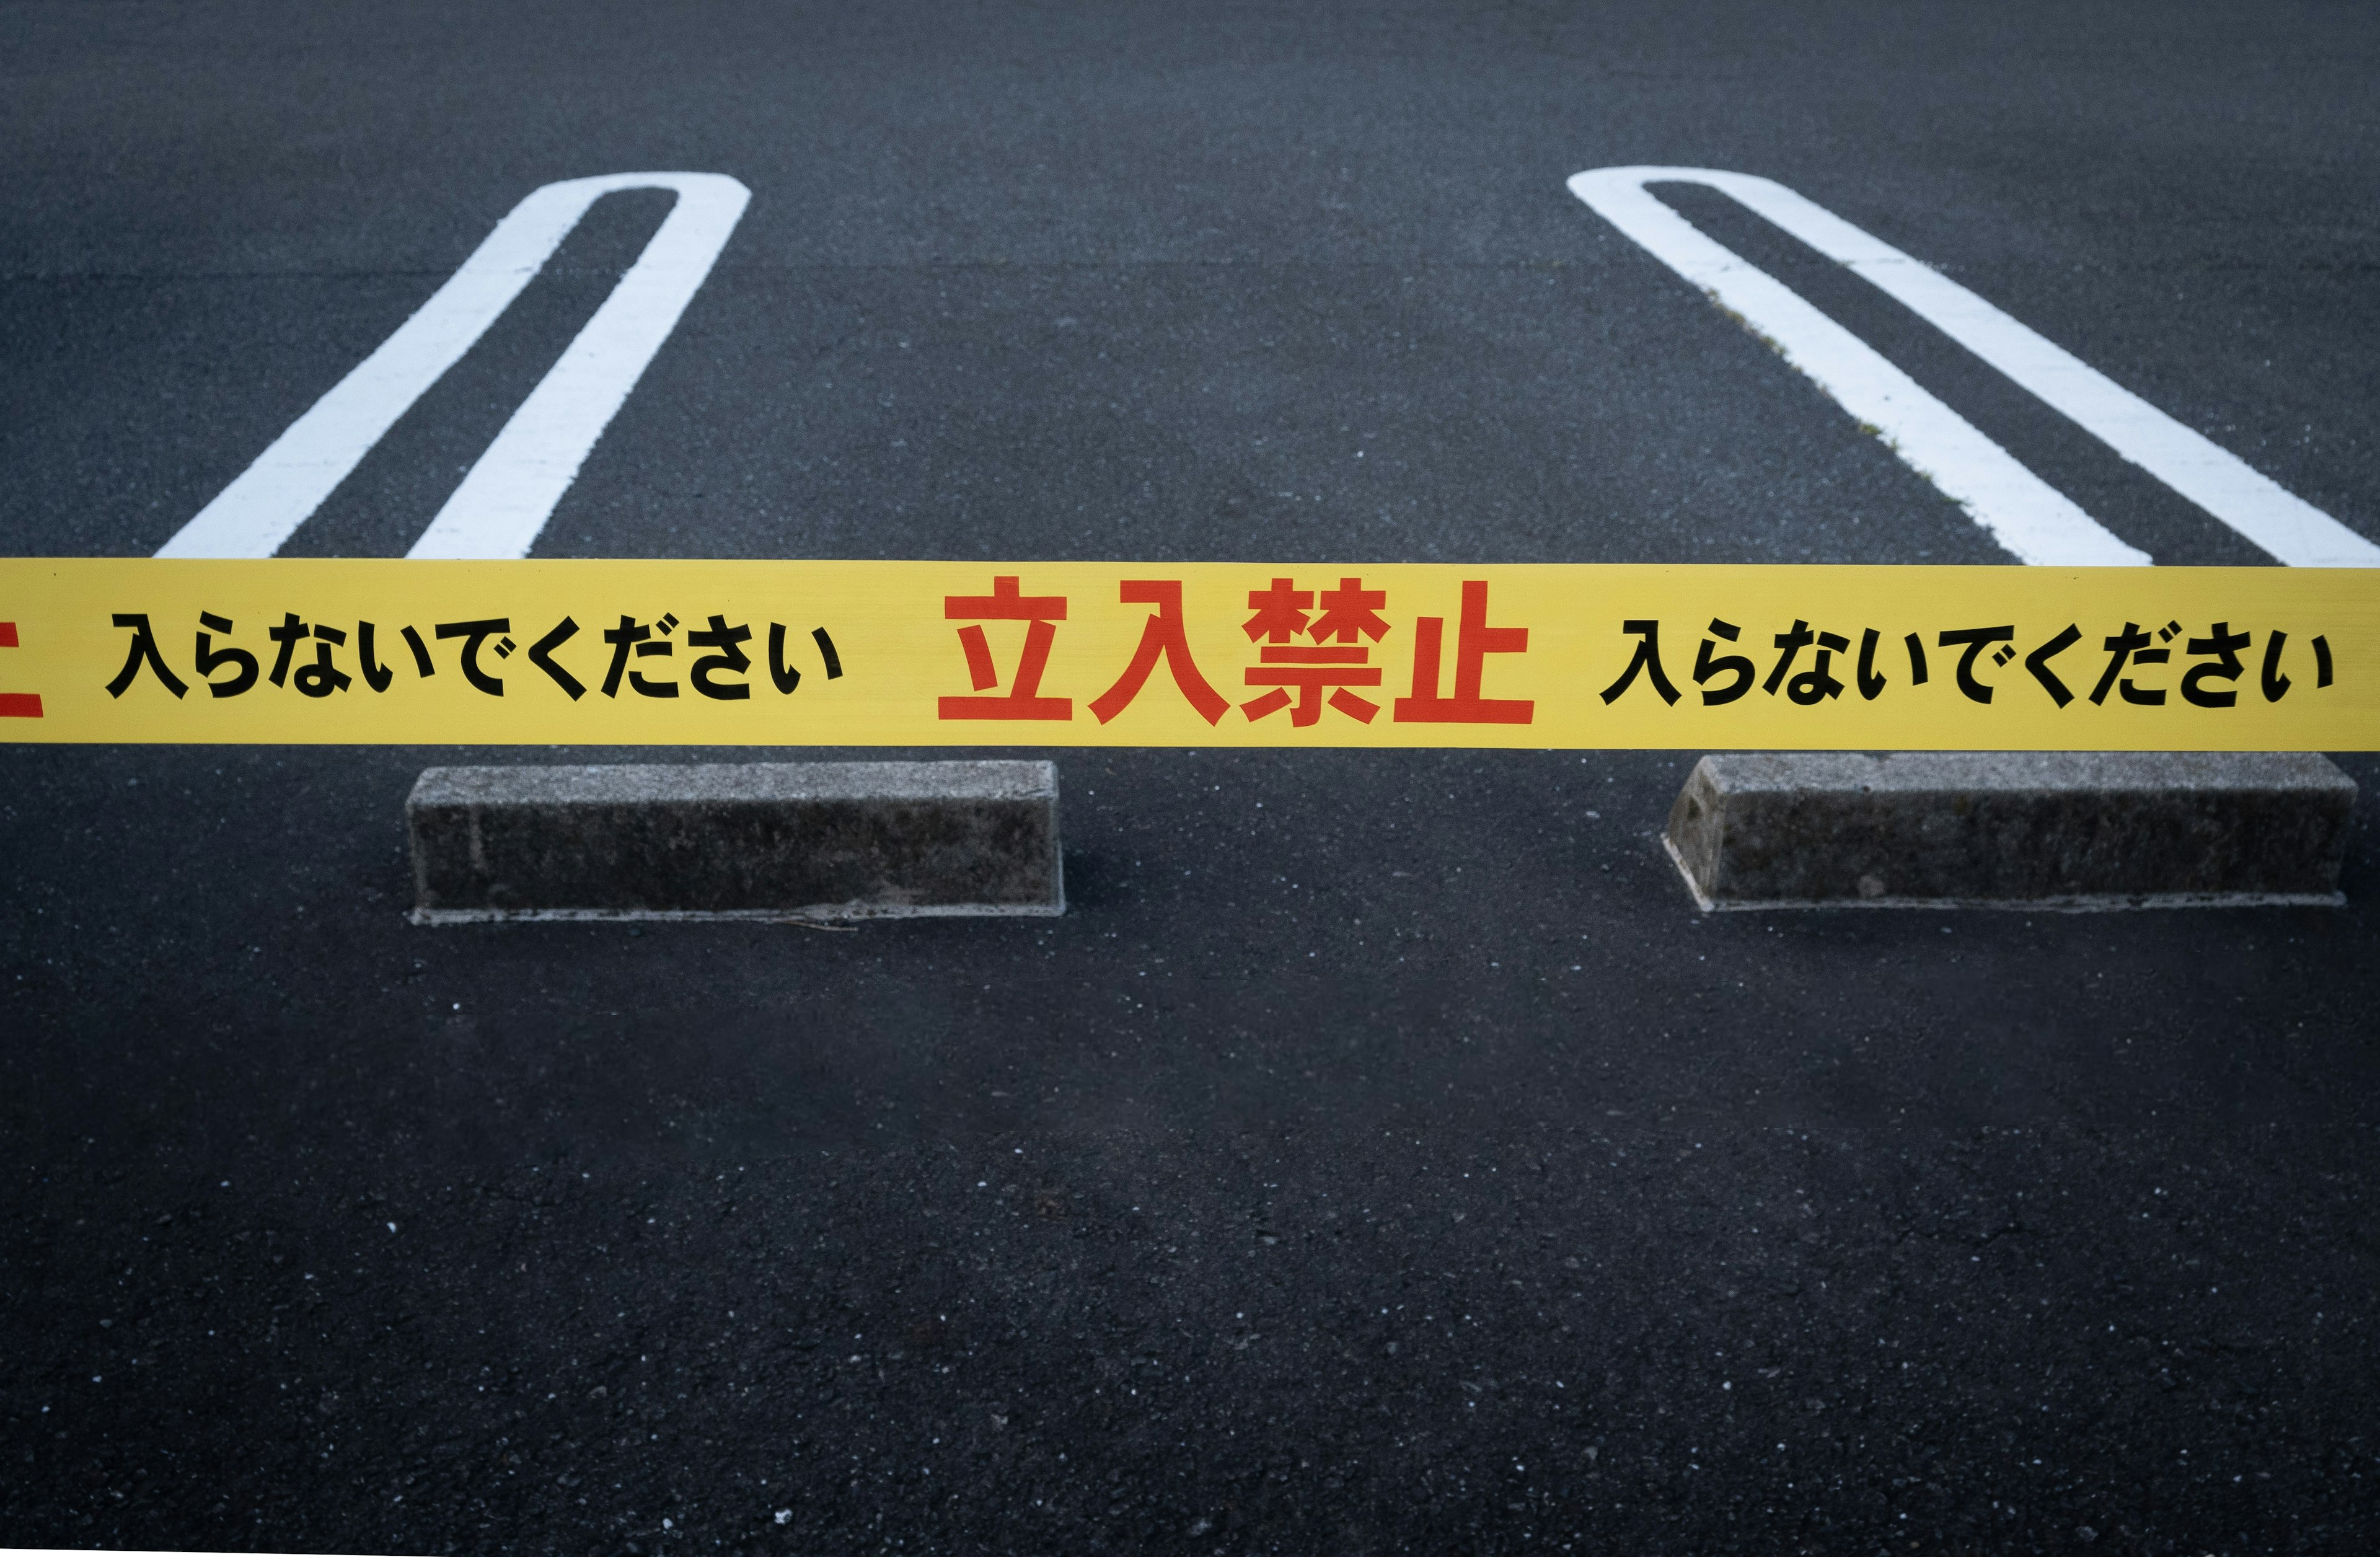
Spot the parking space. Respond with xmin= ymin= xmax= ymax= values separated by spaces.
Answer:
xmin=6 ymin=0 xmax=2379 ymax=1550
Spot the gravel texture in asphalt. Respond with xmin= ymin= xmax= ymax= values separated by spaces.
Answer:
xmin=5 ymin=0 xmax=2379 ymax=1550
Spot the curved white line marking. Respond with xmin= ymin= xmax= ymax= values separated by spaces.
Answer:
xmin=1569 ymin=166 xmax=2144 ymax=567
xmin=158 ymin=172 xmax=750 ymax=560
xmin=1573 ymin=167 xmax=2380 ymax=567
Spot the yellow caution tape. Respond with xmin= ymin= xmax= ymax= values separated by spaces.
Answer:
xmin=1 ymin=558 xmax=2373 ymax=749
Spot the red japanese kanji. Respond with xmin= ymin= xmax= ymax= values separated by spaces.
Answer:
xmin=1392 ymin=580 xmax=1533 ymax=725
xmin=939 ymin=576 xmax=1072 ymax=720
xmin=1089 ymin=581 xmax=1229 ymax=725
xmin=1243 ymin=578 xmax=1314 ymax=643
xmin=1240 ymin=576 xmax=1389 ymax=726
xmin=1310 ymin=577 xmax=1391 ymax=645
xmin=0 ymin=621 xmax=40 ymax=718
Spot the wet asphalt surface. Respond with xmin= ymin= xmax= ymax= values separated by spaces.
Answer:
xmin=5 ymin=1 xmax=2380 ymax=1553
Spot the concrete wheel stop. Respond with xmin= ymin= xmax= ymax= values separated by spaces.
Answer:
xmin=1663 ymin=751 xmax=2357 ymax=911
xmin=406 ymin=761 xmax=1063 ymax=923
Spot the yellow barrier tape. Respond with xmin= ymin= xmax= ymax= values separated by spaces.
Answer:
xmin=1 ymin=560 xmax=2373 ymax=749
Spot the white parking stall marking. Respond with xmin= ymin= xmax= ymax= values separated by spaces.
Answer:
xmin=1569 ymin=166 xmax=2380 ymax=568
xmin=157 ymin=172 xmax=749 ymax=561
xmin=406 ymin=174 xmax=749 ymax=560
xmin=1568 ymin=166 xmax=2143 ymax=567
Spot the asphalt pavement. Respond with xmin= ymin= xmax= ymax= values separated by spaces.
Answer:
xmin=5 ymin=1 xmax=2379 ymax=1551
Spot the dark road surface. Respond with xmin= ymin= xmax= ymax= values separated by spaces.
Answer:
xmin=5 ymin=1 xmax=2379 ymax=1552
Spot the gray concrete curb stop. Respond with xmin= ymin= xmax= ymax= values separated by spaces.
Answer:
xmin=407 ymin=761 xmax=1063 ymax=923
xmin=1664 ymin=751 xmax=2356 ymax=911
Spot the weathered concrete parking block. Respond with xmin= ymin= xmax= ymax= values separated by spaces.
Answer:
xmin=1665 ymin=751 xmax=2357 ymax=910
xmin=408 ymin=761 xmax=1062 ymax=921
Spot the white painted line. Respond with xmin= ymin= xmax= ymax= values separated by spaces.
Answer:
xmin=1571 ymin=167 xmax=2380 ymax=568
xmin=1569 ymin=167 xmax=2144 ymax=567
xmin=157 ymin=172 xmax=749 ymax=561
xmin=407 ymin=175 xmax=749 ymax=559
